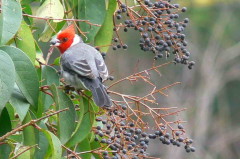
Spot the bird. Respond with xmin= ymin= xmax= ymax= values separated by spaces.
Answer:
xmin=50 ymin=24 xmax=112 ymax=107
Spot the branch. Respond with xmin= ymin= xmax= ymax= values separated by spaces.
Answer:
xmin=108 ymin=62 xmax=172 ymax=89
xmin=0 ymin=108 xmax=69 ymax=142
xmin=22 ymin=13 xmax=101 ymax=27
xmin=62 ymin=145 xmax=82 ymax=159
xmin=10 ymin=145 xmax=38 ymax=159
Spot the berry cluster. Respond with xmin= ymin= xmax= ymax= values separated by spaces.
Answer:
xmin=63 ymin=76 xmax=196 ymax=158
xmin=113 ymin=0 xmax=195 ymax=69
xmin=92 ymin=104 xmax=195 ymax=159
xmin=63 ymin=46 xmax=196 ymax=158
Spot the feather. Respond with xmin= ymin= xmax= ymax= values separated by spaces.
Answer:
xmin=81 ymin=77 xmax=112 ymax=107
xmin=60 ymin=42 xmax=112 ymax=107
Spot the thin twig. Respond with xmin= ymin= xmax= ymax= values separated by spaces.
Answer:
xmin=108 ymin=62 xmax=172 ymax=89
xmin=46 ymin=46 xmax=55 ymax=65
xmin=62 ymin=145 xmax=82 ymax=159
xmin=0 ymin=108 xmax=69 ymax=142
xmin=10 ymin=144 xmax=38 ymax=159
xmin=22 ymin=13 xmax=101 ymax=27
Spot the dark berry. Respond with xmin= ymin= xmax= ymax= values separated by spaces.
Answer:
xmin=144 ymin=0 xmax=149 ymax=5
xmin=186 ymin=146 xmax=191 ymax=153
xmin=175 ymin=131 xmax=180 ymax=136
xmin=142 ymin=33 xmax=148 ymax=38
xmin=190 ymin=147 xmax=196 ymax=152
xmin=184 ymin=18 xmax=189 ymax=23
xmin=112 ymin=46 xmax=117 ymax=50
xmin=102 ymin=151 xmax=108 ymax=156
xmin=141 ymin=132 xmax=147 ymax=137
xmin=101 ymin=52 xmax=106 ymax=57
xmin=122 ymin=8 xmax=127 ymax=12
xmin=123 ymin=44 xmax=128 ymax=49
xmin=116 ymin=44 xmax=121 ymax=48
xmin=178 ymin=137 xmax=184 ymax=142
xmin=164 ymin=133 xmax=170 ymax=138
xmin=121 ymin=4 xmax=126 ymax=8
xmin=116 ymin=10 xmax=121 ymax=14
xmin=116 ymin=15 xmax=122 ymax=19
xmin=129 ymin=122 xmax=134 ymax=127
xmin=182 ymin=7 xmax=187 ymax=12
xmin=101 ymin=139 xmax=107 ymax=143
xmin=178 ymin=124 xmax=184 ymax=129
xmin=138 ymin=27 xmax=144 ymax=32
xmin=159 ymin=136 xmax=165 ymax=141
xmin=135 ymin=128 xmax=142 ymax=134
xmin=121 ymin=105 xmax=127 ymax=110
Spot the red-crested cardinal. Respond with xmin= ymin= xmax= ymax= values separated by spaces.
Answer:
xmin=50 ymin=24 xmax=112 ymax=107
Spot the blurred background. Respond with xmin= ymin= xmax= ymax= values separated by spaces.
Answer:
xmin=107 ymin=0 xmax=240 ymax=159
xmin=35 ymin=0 xmax=240 ymax=158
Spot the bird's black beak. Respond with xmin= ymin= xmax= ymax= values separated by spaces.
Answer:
xmin=50 ymin=38 xmax=60 ymax=46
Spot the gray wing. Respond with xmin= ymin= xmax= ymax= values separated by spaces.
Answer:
xmin=95 ymin=58 xmax=108 ymax=81
xmin=61 ymin=56 xmax=94 ymax=79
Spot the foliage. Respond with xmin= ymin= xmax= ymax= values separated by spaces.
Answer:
xmin=0 ymin=0 xmax=195 ymax=159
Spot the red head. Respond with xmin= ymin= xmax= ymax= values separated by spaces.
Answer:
xmin=50 ymin=24 xmax=81 ymax=53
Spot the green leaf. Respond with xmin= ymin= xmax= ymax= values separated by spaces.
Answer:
xmin=77 ymin=138 xmax=91 ymax=159
xmin=0 ymin=46 xmax=39 ymax=109
xmin=16 ymin=147 xmax=31 ymax=159
xmin=78 ymin=0 xmax=106 ymax=42
xmin=41 ymin=129 xmax=62 ymax=159
xmin=66 ymin=97 xmax=95 ymax=147
xmin=8 ymin=133 xmax=23 ymax=144
xmin=38 ymin=66 xmax=59 ymax=115
xmin=21 ymin=0 xmax=35 ymax=5
xmin=90 ymin=100 xmax=99 ymax=113
xmin=94 ymin=0 xmax=117 ymax=52
xmin=22 ymin=4 xmax=33 ymax=25
xmin=88 ymin=132 xmax=95 ymax=143
xmin=15 ymin=21 xmax=36 ymax=64
xmin=39 ymin=21 xmax=57 ymax=42
xmin=0 ymin=0 xmax=22 ymax=45
xmin=84 ymin=90 xmax=99 ymax=113
xmin=50 ymin=84 xmax=76 ymax=144
xmin=55 ymin=21 xmax=67 ymax=33
xmin=35 ymin=40 xmax=46 ymax=66
xmin=53 ymin=57 xmax=60 ymax=66
xmin=10 ymin=84 xmax=30 ymax=121
xmin=0 ymin=144 xmax=11 ymax=159
xmin=5 ymin=103 xmax=18 ymax=128
xmin=22 ymin=112 xmax=36 ymax=157
xmin=0 ymin=108 xmax=12 ymax=136
xmin=68 ymin=0 xmax=78 ymax=15
xmin=36 ymin=0 xmax=64 ymax=22
xmin=35 ymin=40 xmax=43 ymax=55
xmin=0 ymin=50 xmax=15 ymax=113
xmin=35 ymin=121 xmax=49 ymax=159
xmin=90 ymin=140 xmax=101 ymax=159
xmin=65 ymin=96 xmax=85 ymax=145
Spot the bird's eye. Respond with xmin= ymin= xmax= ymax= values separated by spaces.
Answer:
xmin=63 ymin=37 xmax=68 ymax=42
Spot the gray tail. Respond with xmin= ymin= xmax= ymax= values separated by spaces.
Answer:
xmin=81 ymin=78 xmax=112 ymax=107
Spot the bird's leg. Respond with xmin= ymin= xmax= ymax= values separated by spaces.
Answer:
xmin=60 ymin=78 xmax=66 ymax=84
xmin=76 ymin=89 xmax=86 ymax=96
xmin=40 ymin=85 xmax=53 ymax=97
xmin=40 ymin=85 xmax=50 ymax=90
xmin=77 ymin=89 xmax=94 ymax=102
